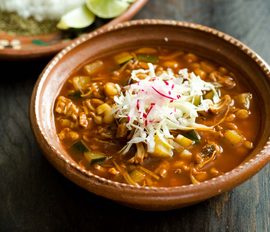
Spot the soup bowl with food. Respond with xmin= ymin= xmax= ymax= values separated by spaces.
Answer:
xmin=30 ymin=20 xmax=270 ymax=210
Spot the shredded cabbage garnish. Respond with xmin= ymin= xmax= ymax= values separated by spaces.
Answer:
xmin=113 ymin=63 xmax=220 ymax=154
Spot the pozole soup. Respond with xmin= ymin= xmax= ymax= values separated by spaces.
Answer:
xmin=54 ymin=47 xmax=260 ymax=187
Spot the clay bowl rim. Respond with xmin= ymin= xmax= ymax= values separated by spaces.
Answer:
xmin=0 ymin=0 xmax=148 ymax=60
xmin=30 ymin=19 xmax=270 ymax=204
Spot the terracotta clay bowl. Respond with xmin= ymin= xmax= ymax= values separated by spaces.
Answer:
xmin=30 ymin=20 xmax=270 ymax=211
xmin=0 ymin=0 xmax=148 ymax=60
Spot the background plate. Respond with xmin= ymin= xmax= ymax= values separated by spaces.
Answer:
xmin=0 ymin=0 xmax=148 ymax=60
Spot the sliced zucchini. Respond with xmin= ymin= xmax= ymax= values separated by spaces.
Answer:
xmin=153 ymin=134 xmax=173 ymax=157
xmin=114 ymin=52 xmax=133 ymax=65
xmin=129 ymin=169 xmax=146 ymax=183
xmin=224 ymin=130 xmax=243 ymax=145
xmin=184 ymin=130 xmax=201 ymax=144
xmin=179 ymin=149 xmax=193 ymax=160
xmin=175 ymin=134 xmax=194 ymax=148
xmin=84 ymin=60 xmax=103 ymax=75
xmin=71 ymin=140 xmax=89 ymax=153
xmin=204 ymin=90 xmax=214 ymax=100
xmin=193 ymin=95 xmax=201 ymax=106
xmin=137 ymin=54 xmax=159 ymax=63
xmin=84 ymin=151 xmax=107 ymax=164
xmin=68 ymin=90 xmax=82 ymax=100
xmin=72 ymin=76 xmax=91 ymax=91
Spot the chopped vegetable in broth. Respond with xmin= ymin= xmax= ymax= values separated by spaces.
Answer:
xmin=54 ymin=47 xmax=260 ymax=187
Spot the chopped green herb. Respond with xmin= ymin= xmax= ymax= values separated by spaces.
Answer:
xmin=0 ymin=11 xmax=58 ymax=36
xmin=32 ymin=39 xmax=49 ymax=46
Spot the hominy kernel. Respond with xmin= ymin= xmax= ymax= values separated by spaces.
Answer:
xmin=93 ymin=115 xmax=103 ymax=124
xmin=194 ymin=68 xmax=206 ymax=78
xmin=69 ymin=131 xmax=79 ymax=140
xmin=91 ymin=98 xmax=104 ymax=107
xmin=218 ymin=67 xmax=228 ymax=74
xmin=210 ymin=168 xmax=219 ymax=176
xmin=195 ymin=172 xmax=208 ymax=181
xmin=209 ymin=71 xmax=218 ymax=81
xmin=159 ymin=169 xmax=168 ymax=178
xmin=225 ymin=123 xmax=238 ymax=130
xmin=189 ymin=62 xmax=201 ymax=70
xmin=225 ymin=113 xmax=236 ymax=122
xmin=94 ymin=164 xmax=106 ymax=172
xmin=236 ymin=109 xmax=249 ymax=119
xmin=108 ymin=168 xmax=120 ymax=175
xmin=184 ymin=53 xmax=198 ymax=63
xmin=104 ymin=82 xmax=118 ymax=97
xmin=200 ymin=61 xmax=216 ymax=73
xmin=244 ymin=141 xmax=253 ymax=149
xmin=163 ymin=60 xmax=179 ymax=69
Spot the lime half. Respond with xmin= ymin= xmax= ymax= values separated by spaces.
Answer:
xmin=57 ymin=5 xmax=95 ymax=30
xmin=86 ymin=0 xmax=133 ymax=19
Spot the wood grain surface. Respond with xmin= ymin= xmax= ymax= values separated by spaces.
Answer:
xmin=0 ymin=0 xmax=269 ymax=231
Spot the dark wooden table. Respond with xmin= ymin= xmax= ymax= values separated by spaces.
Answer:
xmin=0 ymin=1 xmax=269 ymax=231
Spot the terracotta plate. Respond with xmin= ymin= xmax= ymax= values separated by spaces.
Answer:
xmin=30 ymin=20 xmax=270 ymax=210
xmin=0 ymin=0 xmax=148 ymax=60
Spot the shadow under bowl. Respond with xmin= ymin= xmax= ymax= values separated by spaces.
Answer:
xmin=30 ymin=19 xmax=270 ymax=211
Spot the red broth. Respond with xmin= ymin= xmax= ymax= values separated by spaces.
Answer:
xmin=54 ymin=47 xmax=260 ymax=187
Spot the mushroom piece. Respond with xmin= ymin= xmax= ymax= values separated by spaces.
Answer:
xmin=195 ymin=142 xmax=222 ymax=169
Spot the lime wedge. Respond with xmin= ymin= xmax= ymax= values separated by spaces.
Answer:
xmin=57 ymin=5 xmax=95 ymax=30
xmin=86 ymin=0 xmax=133 ymax=19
